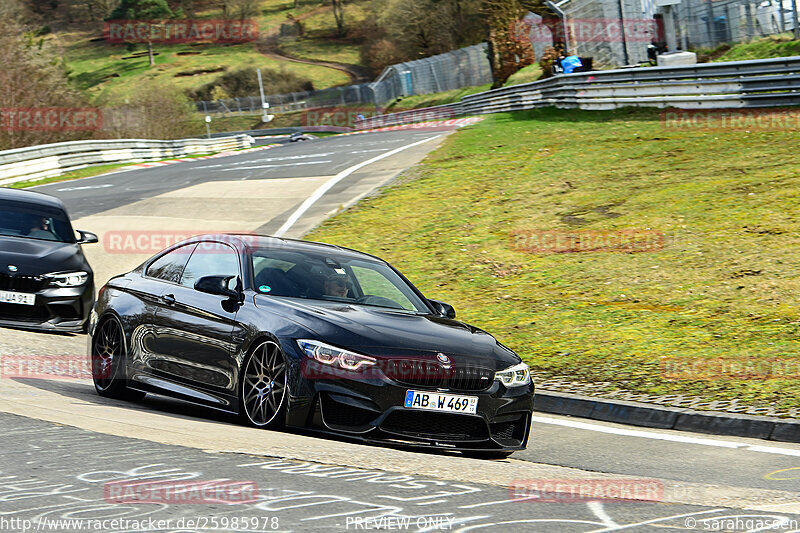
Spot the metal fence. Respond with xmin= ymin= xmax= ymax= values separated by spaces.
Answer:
xmin=676 ymin=0 xmax=798 ymax=49
xmin=356 ymin=55 xmax=800 ymax=128
xmin=196 ymin=44 xmax=493 ymax=116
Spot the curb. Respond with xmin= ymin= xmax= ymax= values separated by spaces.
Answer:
xmin=534 ymin=390 xmax=800 ymax=443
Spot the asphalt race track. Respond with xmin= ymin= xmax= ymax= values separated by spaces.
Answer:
xmin=2 ymin=129 xmax=800 ymax=532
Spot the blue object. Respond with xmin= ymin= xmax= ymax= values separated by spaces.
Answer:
xmin=561 ymin=55 xmax=582 ymax=74
xmin=258 ymin=285 xmax=271 ymax=293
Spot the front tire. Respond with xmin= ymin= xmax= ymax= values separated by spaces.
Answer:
xmin=240 ymin=340 xmax=287 ymax=428
xmin=91 ymin=316 xmax=145 ymax=401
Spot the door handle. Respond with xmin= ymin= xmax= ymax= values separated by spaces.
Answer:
xmin=161 ymin=293 xmax=176 ymax=305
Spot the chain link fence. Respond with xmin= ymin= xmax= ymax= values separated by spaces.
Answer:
xmin=675 ymin=0 xmax=797 ymax=49
xmin=196 ymin=44 xmax=492 ymax=115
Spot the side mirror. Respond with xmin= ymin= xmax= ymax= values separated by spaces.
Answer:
xmin=195 ymin=275 xmax=243 ymax=301
xmin=429 ymin=299 xmax=456 ymax=319
xmin=77 ymin=230 xmax=99 ymax=244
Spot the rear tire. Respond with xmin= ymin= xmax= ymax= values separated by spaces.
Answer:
xmin=91 ymin=316 xmax=145 ymax=401
xmin=239 ymin=339 xmax=287 ymax=428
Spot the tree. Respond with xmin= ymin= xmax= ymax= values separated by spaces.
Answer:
xmin=332 ymin=0 xmax=345 ymax=36
xmin=369 ymin=0 xmax=484 ymax=62
xmin=0 ymin=18 xmax=94 ymax=150
xmin=482 ymin=0 xmax=546 ymax=87
xmin=109 ymin=0 xmax=175 ymax=67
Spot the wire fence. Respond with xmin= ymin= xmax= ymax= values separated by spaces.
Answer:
xmin=676 ymin=0 xmax=797 ymax=49
xmin=196 ymin=44 xmax=492 ymax=115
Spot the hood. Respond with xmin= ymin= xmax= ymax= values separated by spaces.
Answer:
xmin=0 ymin=235 xmax=91 ymax=276
xmin=254 ymin=295 xmax=520 ymax=368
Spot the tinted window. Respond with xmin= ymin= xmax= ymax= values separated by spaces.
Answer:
xmin=250 ymin=248 xmax=428 ymax=313
xmin=0 ymin=200 xmax=75 ymax=243
xmin=146 ymin=244 xmax=196 ymax=283
xmin=180 ymin=242 xmax=240 ymax=289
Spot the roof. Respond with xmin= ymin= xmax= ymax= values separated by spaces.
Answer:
xmin=0 ymin=187 xmax=67 ymax=209
xmin=192 ymin=233 xmax=384 ymax=262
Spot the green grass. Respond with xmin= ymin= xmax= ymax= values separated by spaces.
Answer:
xmin=697 ymin=33 xmax=800 ymax=62
xmin=6 ymin=163 xmax=135 ymax=189
xmin=58 ymin=0 xmax=363 ymax=104
xmin=280 ymin=38 xmax=362 ymax=65
xmin=505 ymin=64 xmax=543 ymax=86
xmin=307 ymin=107 xmax=800 ymax=411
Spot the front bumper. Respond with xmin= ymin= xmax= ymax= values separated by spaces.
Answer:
xmin=288 ymin=358 xmax=534 ymax=452
xmin=0 ymin=284 xmax=94 ymax=333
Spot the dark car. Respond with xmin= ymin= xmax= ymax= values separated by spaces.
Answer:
xmin=0 ymin=188 xmax=98 ymax=332
xmin=89 ymin=234 xmax=533 ymax=458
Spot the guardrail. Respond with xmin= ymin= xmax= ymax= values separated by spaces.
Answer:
xmin=0 ymin=135 xmax=253 ymax=186
xmin=461 ymin=56 xmax=800 ymax=113
xmin=358 ymin=56 xmax=800 ymax=127
xmin=354 ymin=103 xmax=463 ymax=130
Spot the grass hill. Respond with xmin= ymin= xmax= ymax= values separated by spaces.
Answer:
xmin=40 ymin=0 xmax=371 ymax=105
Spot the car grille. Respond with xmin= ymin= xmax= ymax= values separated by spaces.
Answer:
xmin=387 ymin=360 xmax=495 ymax=392
xmin=449 ymin=366 xmax=495 ymax=392
xmin=0 ymin=302 xmax=48 ymax=322
xmin=380 ymin=410 xmax=489 ymax=441
xmin=0 ymin=273 xmax=48 ymax=292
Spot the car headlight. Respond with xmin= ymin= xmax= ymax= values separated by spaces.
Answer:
xmin=495 ymin=362 xmax=531 ymax=387
xmin=45 ymin=271 xmax=89 ymax=287
xmin=297 ymin=339 xmax=376 ymax=372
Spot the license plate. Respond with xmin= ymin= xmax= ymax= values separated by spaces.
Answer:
xmin=404 ymin=390 xmax=478 ymax=414
xmin=0 ymin=291 xmax=35 ymax=305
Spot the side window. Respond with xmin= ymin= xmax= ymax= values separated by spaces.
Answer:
xmin=146 ymin=244 xmax=196 ymax=283
xmin=351 ymin=265 xmax=414 ymax=309
xmin=180 ymin=242 xmax=240 ymax=289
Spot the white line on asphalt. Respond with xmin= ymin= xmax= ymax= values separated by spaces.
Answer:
xmin=220 ymin=160 xmax=332 ymax=171
xmin=274 ymin=135 xmax=441 ymax=237
xmin=587 ymin=502 xmax=619 ymax=529
xmin=56 ymin=183 xmax=114 ymax=192
xmin=533 ymin=415 xmax=800 ymax=456
xmin=587 ymin=508 xmax=725 ymax=532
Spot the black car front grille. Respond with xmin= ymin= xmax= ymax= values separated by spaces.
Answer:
xmin=448 ymin=366 xmax=495 ymax=392
xmin=387 ymin=360 xmax=495 ymax=392
xmin=0 ymin=273 xmax=48 ymax=292
xmin=0 ymin=302 xmax=48 ymax=322
xmin=380 ymin=410 xmax=489 ymax=442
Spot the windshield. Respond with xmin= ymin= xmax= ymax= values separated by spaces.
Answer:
xmin=249 ymin=248 xmax=430 ymax=313
xmin=0 ymin=200 xmax=76 ymax=243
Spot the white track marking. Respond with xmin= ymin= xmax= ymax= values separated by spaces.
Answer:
xmin=533 ymin=415 xmax=800 ymax=456
xmin=274 ymin=135 xmax=441 ymax=237
xmin=588 ymin=509 xmax=725 ymax=532
xmin=587 ymin=502 xmax=619 ymax=529
xmin=219 ymin=160 xmax=332 ymax=171
xmin=56 ymin=183 xmax=114 ymax=192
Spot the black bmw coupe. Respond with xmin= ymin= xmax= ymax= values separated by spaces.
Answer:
xmin=89 ymin=234 xmax=533 ymax=457
xmin=0 ymin=187 xmax=98 ymax=332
